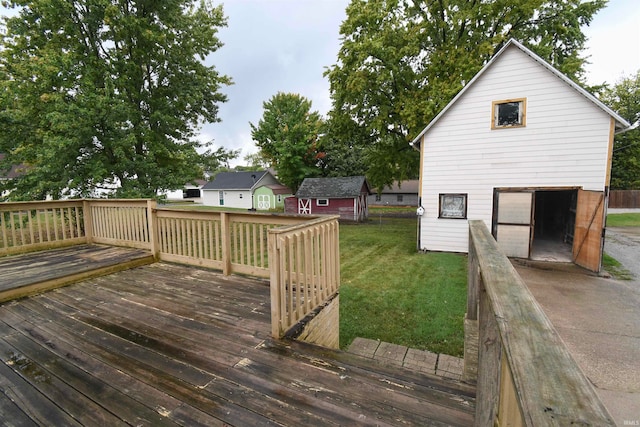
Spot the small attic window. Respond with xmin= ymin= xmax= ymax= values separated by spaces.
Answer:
xmin=316 ymin=199 xmax=329 ymax=206
xmin=492 ymin=98 xmax=526 ymax=129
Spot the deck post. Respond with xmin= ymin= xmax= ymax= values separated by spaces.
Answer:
xmin=464 ymin=228 xmax=480 ymax=383
xmin=474 ymin=282 xmax=503 ymax=426
xmin=268 ymin=231 xmax=282 ymax=338
xmin=83 ymin=200 xmax=93 ymax=244
xmin=221 ymin=212 xmax=232 ymax=275
xmin=147 ymin=200 xmax=159 ymax=259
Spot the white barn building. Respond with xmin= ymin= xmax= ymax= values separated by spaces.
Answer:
xmin=412 ymin=39 xmax=629 ymax=272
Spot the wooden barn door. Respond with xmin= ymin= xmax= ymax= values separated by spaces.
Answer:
xmin=298 ymin=198 xmax=311 ymax=215
xmin=573 ymin=189 xmax=605 ymax=272
xmin=494 ymin=191 xmax=534 ymax=258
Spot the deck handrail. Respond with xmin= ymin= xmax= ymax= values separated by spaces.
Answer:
xmin=268 ymin=215 xmax=340 ymax=339
xmin=0 ymin=200 xmax=85 ymax=255
xmin=155 ymin=208 xmax=312 ymax=277
xmin=466 ymin=220 xmax=614 ymax=426
xmin=1 ymin=199 xmax=341 ymax=342
xmin=86 ymin=199 xmax=153 ymax=250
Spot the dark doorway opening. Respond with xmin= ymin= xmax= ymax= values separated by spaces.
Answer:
xmin=184 ymin=188 xmax=201 ymax=199
xmin=531 ymin=190 xmax=576 ymax=262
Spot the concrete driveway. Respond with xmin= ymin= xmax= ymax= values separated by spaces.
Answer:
xmin=606 ymin=226 xmax=640 ymax=280
xmin=514 ymin=230 xmax=640 ymax=427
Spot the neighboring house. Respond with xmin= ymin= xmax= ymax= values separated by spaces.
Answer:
xmin=285 ymin=176 xmax=371 ymax=222
xmin=253 ymin=184 xmax=292 ymax=211
xmin=412 ymin=39 xmax=630 ymax=272
xmin=162 ymin=180 xmax=207 ymax=202
xmin=368 ymin=180 xmax=419 ymax=206
xmin=201 ymin=171 xmax=279 ymax=209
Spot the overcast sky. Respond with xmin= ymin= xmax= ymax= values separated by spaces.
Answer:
xmin=209 ymin=0 xmax=640 ymax=165
xmin=2 ymin=0 xmax=639 ymax=166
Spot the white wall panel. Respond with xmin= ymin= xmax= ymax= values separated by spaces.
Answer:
xmin=418 ymin=45 xmax=611 ymax=252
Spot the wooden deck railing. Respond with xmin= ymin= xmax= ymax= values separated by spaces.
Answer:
xmin=1 ymin=199 xmax=340 ymax=342
xmin=155 ymin=208 xmax=310 ymax=277
xmin=0 ymin=200 xmax=85 ymax=256
xmin=87 ymin=199 xmax=154 ymax=250
xmin=268 ymin=216 xmax=340 ymax=339
xmin=466 ymin=220 xmax=614 ymax=426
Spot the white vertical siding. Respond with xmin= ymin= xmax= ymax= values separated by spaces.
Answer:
xmin=419 ymin=45 xmax=612 ymax=253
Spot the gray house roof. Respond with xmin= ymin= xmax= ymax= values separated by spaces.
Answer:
xmin=296 ymin=176 xmax=370 ymax=198
xmin=379 ymin=180 xmax=419 ymax=194
xmin=202 ymin=171 xmax=270 ymax=191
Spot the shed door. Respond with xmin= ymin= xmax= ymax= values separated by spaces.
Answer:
xmin=298 ymin=198 xmax=311 ymax=215
xmin=495 ymin=191 xmax=534 ymax=258
xmin=257 ymin=194 xmax=270 ymax=210
xmin=573 ymin=189 xmax=605 ymax=272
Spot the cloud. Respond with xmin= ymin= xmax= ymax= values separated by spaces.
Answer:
xmin=202 ymin=0 xmax=349 ymax=165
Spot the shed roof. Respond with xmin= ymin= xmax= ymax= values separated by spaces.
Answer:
xmin=296 ymin=176 xmax=370 ymax=198
xmin=202 ymin=171 xmax=269 ymax=191
xmin=263 ymin=184 xmax=292 ymax=195
xmin=412 ymin=39 xmax=630 ymax=146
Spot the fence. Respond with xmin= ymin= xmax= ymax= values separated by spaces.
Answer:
xmin=87 ymin=199 xmax=154 ymax=250
xmin=466 ymin=220 xmax=614 ymax=426
xmin=155 ymin=208 xmax=310 ymax=277
xmin=0 ymin=200 xmax=85 ymax=256
xmin=268 ymin=216 xmax=340 ymax=338
xmin=609 ymin=190 xmax=640 ymax=208
xmin=1 ymin=199 xmax=340 ymax=341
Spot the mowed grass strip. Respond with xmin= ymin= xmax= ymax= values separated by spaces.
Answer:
xmin=339 ymin=217 xmax=467 ymax=356
xmin=606 ymin=213 xmax=640 ymax=227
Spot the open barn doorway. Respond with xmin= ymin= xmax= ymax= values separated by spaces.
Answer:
xmin=531 ymin=189 xmax=576 ymax=262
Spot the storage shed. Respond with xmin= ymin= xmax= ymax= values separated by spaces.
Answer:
xmin=412 ymin=39 xmax=630 ymax=272
xmin=285 ymin=176 xmax=371 ymax=221
xmin=253 ymin=184 xmax=292 ymax=211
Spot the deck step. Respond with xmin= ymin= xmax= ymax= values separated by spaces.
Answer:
xmin=261 ymin=338 xmax=476 ymax=425
xmin=347 ymin=337 xmax=465 ymax=381
xmin=0 ymin=245 xmax=154 ymax=302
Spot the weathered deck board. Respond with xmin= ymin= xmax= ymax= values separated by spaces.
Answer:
xmin=0 ymin=262 xmax=475 ymax=426
xmin=0 ymin=245 xmax=154 ymax=302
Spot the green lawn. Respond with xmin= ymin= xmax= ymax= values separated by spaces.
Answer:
xmin=339 ymin=217 xmax=467 ymax=356
xmin=606 ymin=213 xmax=640 ymax=227
xmin=368 ymin=206 xmax=417 ymax=215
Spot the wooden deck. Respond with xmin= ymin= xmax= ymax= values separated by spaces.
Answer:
xmin=0 ymin=245 xmax=155 ymax=303
xmin=0 ymin=260 xmax=475 ymax=426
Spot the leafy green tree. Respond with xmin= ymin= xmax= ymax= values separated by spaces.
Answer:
xmin=250 ymin=92 xmax=323 ymax=192
xmin=325 ymin=0 xmax=606 ymax=189
xmin=317 ymin=112 xmax=367 ymax=178
xmin=199 ymin=146 xmax=240 ymax=176
xmin=601 ymin=71 xmax=640 ymax=189
xmin=0 ymin=0 xmax=231 ymax=200
xmin=242 ymin=152 xmax=271 ymax=170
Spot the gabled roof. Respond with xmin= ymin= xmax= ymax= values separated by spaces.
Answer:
xmin=296 ymin=176 xmax=370 ymax=198
xmin=379 ymin=180 xmax=419 ymax=194
xmin=412 ymin=39 xmax=630 ymax=146
xmin=263 ymin=184 xmax=292 ymax=195
xmin=202 ymin=171 xmax=270 ymax=191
